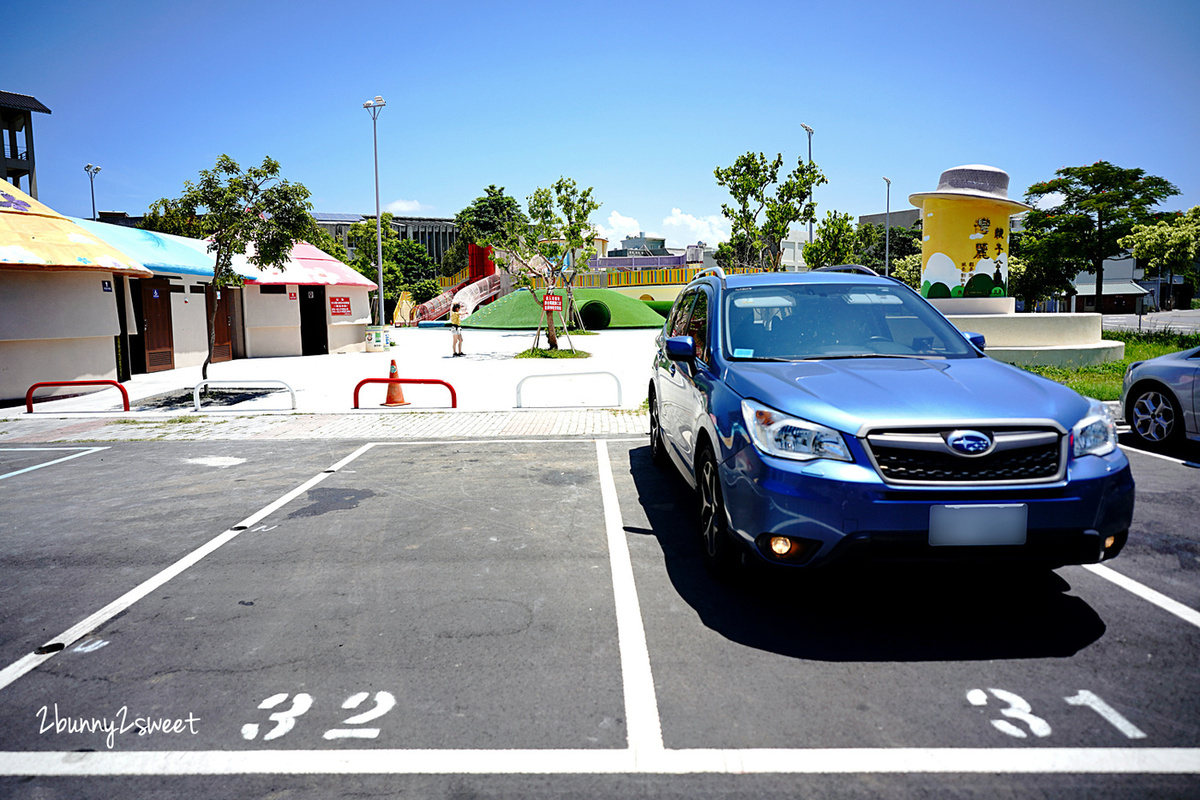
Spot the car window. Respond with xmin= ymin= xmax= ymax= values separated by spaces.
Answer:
xmin=669 ymin=292 xmax=696 ymax=338
xmin=686 ymin=291 xmax=709 ymax=361
xmin=725 ymin=283 xmax=975 ymax=360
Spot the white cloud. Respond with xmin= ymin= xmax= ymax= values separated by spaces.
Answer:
xmin=593 ymin=211 xmax=642 ymax=245
xmin=1032 ymin=192 xmax=1065 ymax=210
xmin=661 ymin=208 xmax=728 ymax=246
xmin=385 ymin=198 xmax=430 ymax=214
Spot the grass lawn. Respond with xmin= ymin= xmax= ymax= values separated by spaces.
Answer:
xmin=1020 ymin=329 xmax=1200 ymax=400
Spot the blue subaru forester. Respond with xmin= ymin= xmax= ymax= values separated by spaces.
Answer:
xmin=649 ymin=267 xmax=1135 ymax=575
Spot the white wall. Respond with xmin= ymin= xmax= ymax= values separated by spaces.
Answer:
xmin=166 ymin=277 xmax=212 ymax=367
xmin=0 ymin=269 xmax=119 ymax=401
xmin=242 ymin=284 xmax=302 ymax=357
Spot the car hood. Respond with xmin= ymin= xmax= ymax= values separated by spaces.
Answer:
xmin=724 ymin=356 xmax=1090 ymax=432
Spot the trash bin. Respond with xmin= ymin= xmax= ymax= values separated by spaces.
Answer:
xmin=366 ymin=326 xmax=388 ymax=352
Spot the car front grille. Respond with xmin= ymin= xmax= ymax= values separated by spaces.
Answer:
xmin=864 ymin=427 xmax=1064 ymax=485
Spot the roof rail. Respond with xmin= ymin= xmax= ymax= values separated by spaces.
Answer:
xmin=694 ymin=266 xmax=727 ymax=288
xmin=811 ymin=264 xmax=879 ymax=276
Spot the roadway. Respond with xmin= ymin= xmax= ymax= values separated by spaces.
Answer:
xmin=0 ymin=434 xmax=1197 ymax=799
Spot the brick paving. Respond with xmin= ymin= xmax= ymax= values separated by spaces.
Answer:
xmin=0 ymin=409 xmax=650 ymax=444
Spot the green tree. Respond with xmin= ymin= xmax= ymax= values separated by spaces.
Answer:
xmin=410 ymin=278 xmax=442 ymax=305
xmin=141 ymin=155 xmax=312 ymax=379
xmin=854 ymin=222 xmax=922 ymax=274
xmin=1119 ymin=207 xmax=1200 ymax=310
xmin=714 ymin=152 xmax=825 ymax=269
xmin=456 ymin=185 xmax=529 ymax=243
xmin=890 ymin=253 xmax=923 ymax=290
xmin=485 ymin=177 xmax=600 ymax=349
xmin=307 ymin=224 xmax=349 ymax=263
xmin=1023 ymin=161 xmax=1178 ymax=311
xmin=802 ymin=211 xmax=857 ymax=269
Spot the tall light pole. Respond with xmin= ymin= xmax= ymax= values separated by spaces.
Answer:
xmin=363 ymin=95 xmax=386 ymax=326
xmin=800 ymin=124 xmax=814 ymax=246
xmin=883 ymin=176 xmax=891 ymax=277
xmin=84 ymin=164 xmax=101 ymax=220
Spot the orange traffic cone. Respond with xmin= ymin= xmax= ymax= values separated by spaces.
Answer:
xmin=381 ymin=359 xmax=410 ymax=407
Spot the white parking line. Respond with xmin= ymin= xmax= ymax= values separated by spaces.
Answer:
xmin=1084 ymin=563 xmax=1200 ymax=630
xmin=596 ymin=440 xmax=664 ymax=757
xmin=1 ymin=747 xmax=1198 ymax=776
xmin=0 ymin=447 xmax=108 ymax=482
xmin=0 ymin=444 xmax=374 ymax=692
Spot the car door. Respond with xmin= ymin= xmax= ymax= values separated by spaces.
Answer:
xmin=658 ymin=290 xmax=697 ymax=462
xmin=675 ymin=287 xmax=713 ymax=470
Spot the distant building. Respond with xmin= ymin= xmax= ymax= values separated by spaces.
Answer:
xmin=313 ymin=212 xmax=457 ymax=264
xmin=858 ymin=209 xmax=921 ymax=229
xmin=1 ymin=90 xmax=51 ymax=199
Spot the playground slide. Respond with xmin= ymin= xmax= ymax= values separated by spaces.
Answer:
xmin=453 ymin=274 xmax=503 ymax=318
xmin=410 ymin=281 xmax=468 ymax=325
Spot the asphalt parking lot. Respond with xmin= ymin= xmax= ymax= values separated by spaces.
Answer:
xmin=1 ymin=437 xmax=1198 ymax=799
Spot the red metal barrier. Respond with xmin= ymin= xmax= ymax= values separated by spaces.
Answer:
xmin=353 ymin=378 xmax=457 ymax=409
xmin=26 ymin=380 xmax=130 ymax=413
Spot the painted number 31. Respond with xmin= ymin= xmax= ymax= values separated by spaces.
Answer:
xmin=241 ymin=691 xmax=397 ymax=741
xmin=967 ymin=688 xmax=1146 ymax=740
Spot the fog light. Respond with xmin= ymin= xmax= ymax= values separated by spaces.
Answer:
xmin=769 ymin=536 xmax=793 ymax=556
xmin=1105 ymin=536 xmax=1116 ymax=549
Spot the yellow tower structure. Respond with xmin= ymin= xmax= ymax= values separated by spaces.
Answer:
xmin=909 ymin=165 xmax=1031 ymax=299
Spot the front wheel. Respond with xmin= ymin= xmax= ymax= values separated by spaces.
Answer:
xmin=697 ymin=446 xmax=738 ymax=578
xmin=1127 ymin=385 xmax=1183 ymax=447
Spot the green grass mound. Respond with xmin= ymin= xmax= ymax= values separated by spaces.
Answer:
xmin=462 ymin=288 xmax=666 ymax=330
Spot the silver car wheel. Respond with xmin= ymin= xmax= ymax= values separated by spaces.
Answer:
xmin=1131 ymin=389 xmax=1178 ymax=443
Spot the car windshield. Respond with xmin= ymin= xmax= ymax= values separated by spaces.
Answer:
xmin=723 ymin=283 xmax=976 ymax=361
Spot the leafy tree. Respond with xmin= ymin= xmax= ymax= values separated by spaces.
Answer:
xmin=410 ymin=278 xmax=442 ymax=305
xmin=854 ymin=222 xmax=922 ymax=274
xmin=1119 ymin=207 xmax=1200 ymax=310
xmin=142 ymin=155 xmax=312 ymax=379
xmin=1022 ymin=161 xmax=1178 ymax=311
xmin=802 ymin=211 xmax=857 ymax=269
xmin=307 ymin=224 xmax=349 ymax=263
xmin=485 ymin=177 xmax=600 ymax=349
xmin=714 ymin=152 xmax=825 ymax=269
xmin=394 ymin=237 xmax=437 ymax=285
xmin=440 ymin=231 xmax=471 ymax=278
xmin=890 ymin=253 xmax=923 ymax=290
xmin=455 ymin=185 xmax=529 ymax=243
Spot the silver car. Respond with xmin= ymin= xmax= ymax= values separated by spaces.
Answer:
xmin=1121 ymin=345 xmax=1200 ymax=447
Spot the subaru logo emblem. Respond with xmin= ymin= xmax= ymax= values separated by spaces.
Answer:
xmin=946 ymin=430 xmax=993 ymax=456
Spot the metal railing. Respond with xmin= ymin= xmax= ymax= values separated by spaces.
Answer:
xmin=192 ymin=380 xmax=296 ymax=411
xmin=514 ymin=371 xmax=622 ymax=408
xmin=25 ymin=381 xmax=130 ymax=413
xmin=353 ymin=378 xmax=457 ymax=409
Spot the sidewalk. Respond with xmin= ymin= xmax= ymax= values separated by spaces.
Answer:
xmin=0 ymin=328 xmax=657 ymax=443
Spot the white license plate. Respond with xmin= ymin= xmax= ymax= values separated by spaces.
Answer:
xmin=929 ymin=504 xmax=1028 ymax=546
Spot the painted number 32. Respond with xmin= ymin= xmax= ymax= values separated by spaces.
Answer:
xmin=241 ymin=691 xmax=396 ymax=741
xmin=967 ymin=688 xmax=1146 ymax=740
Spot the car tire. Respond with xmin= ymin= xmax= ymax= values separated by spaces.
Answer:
xmin=696 ymin=445 xmax=738 ymax=578
xmin=649 ymin=388 xmax=669 ymax=468
xmin=1126 ymin=383 xmax=1184 ymax=448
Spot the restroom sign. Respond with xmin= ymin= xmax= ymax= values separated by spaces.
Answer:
xmin=329 ymin=296 xmax=352 ymax=316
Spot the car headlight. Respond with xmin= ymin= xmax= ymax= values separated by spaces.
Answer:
xmin=740 ymin=399 xmax=851 ymax=462
xmin=1072 ymin=398 xmax=1117 ymax=458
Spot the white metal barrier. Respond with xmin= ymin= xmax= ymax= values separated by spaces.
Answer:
xmin=192 ymin=380 xmax=297 ymax=411
xmin=514 ymin=371 xmax=622 ymax=408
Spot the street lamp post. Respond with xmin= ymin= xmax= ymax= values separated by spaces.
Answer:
xmin=883 ymin=176 xmax=891 ymax=277
xmin=800 ymin=124 xmax=814 ymax=246
xmin=363 ymin=95 xmax=386 ymax=326
xmin=84 ymin=164 xmax=101 ymax=220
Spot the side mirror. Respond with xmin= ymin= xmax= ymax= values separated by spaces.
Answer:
xmin=963 ymin=331 xmax=986 ymax=351
xmin=665 ymin=335 xmax=696 ymax=362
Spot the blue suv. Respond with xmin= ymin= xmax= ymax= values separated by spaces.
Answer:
xmin=649 ymin=267 xmax=1134 ymax=575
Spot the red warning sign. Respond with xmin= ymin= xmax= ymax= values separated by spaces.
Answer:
xmin=542 ymin=293 xmax=563 ymax=312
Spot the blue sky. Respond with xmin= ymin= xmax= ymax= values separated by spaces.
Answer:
xmin=11 ymin=0 xmax=1199 ymax=248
